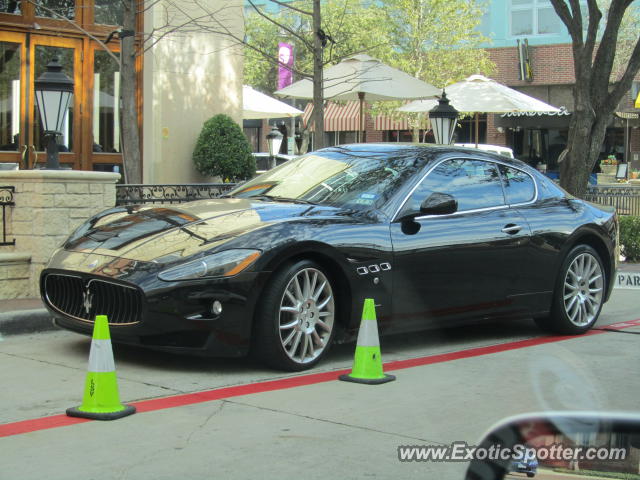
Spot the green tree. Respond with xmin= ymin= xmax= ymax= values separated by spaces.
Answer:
xmin=193 ymin=114 xmax=256 ymax=182
xmin=371 ymin=0 xmax=494 ymax=139
xmin=244 ymin=0 xmax=494 ymax=143
xmin=381 ymin=0 xmax=493 ymax=89
xmin=244 ymin=0 xmax=390 ymax=94
xmin=550 ymin=0 xmax=640 ymax=197
xmin=244 ymin=0 xmax=390 ymax=149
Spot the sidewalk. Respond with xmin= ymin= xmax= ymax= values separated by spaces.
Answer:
xmin=0 ymin=297 xmax=55 ymax=336
xmin=616 ymin=261 xmax=639 ymax=271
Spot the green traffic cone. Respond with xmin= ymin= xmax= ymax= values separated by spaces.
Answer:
xmin=66 ymin=315 xmax=135 ymax=420
xmin=339 ymin=299 xmax=395 ymax=385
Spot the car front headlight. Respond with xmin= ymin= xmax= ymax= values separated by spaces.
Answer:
xmin=158 ymin=249 xmax=261 ymax=281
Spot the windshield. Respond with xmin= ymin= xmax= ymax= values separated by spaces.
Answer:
xmin=228 ymin=146 xmax=428 ymax=210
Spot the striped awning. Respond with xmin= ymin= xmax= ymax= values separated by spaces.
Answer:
xmin=302 ymin=101 xmax=360 ymax=131
xmin=303 ymin=101 xmax=415 ymax=131
xmin=374 ymin=115 xmax=411 ymax=131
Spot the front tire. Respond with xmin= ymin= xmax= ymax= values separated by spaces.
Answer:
xmin=253 ymin=260 xmax=337 ymax=371
xmin=536 ymin=245 xmax=605 ymax=335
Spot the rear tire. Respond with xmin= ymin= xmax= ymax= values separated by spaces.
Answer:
xmin=535 ymin=245 xmax=605 ymax=335
xmin=252 ymin=259 xmax=337 ymax=371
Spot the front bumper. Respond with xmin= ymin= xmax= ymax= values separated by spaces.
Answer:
xmin=42 ymin=265 xmax=271 ymax=358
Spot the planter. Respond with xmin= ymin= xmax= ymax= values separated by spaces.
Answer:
xmin=631 ymin=172 xmax=640 ymax=180
xmin=600 ymin=164 xmax=617 ymax=175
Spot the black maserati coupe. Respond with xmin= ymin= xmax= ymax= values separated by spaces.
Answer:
xmin=40 ymin=144 xmax=617 ymax=371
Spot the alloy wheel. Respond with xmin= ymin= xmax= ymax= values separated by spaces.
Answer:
xmin=562 ymin=252 xmax=604 ymax=327
xmin=278 ymin=267 xmax=335 ymax=365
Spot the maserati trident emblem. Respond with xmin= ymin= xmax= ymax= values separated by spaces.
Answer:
xmin=82 ymin=285 xmax=93 ymax=315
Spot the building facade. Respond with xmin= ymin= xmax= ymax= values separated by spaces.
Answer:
xmin=250 ymin=0 xmax=640 ymax=174
xmin=480 ymin=0 xmax=640 ymax=174
xmin=0 ymin=0 xmax=243 ymax=183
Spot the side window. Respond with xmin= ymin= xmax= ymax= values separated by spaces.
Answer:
xmin=499 ymin=165 xmax=536 ymax=204
xmin=400 ymin=159 xmax=505 ymax=216
xmin=537 ymin=174 xmax=567 ymax=200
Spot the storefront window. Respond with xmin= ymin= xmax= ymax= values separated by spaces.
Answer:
xmin=0 ymin=41 xmax=21 ymax=151
xmin=243 ymin=126 xmax=261 ymax=152
xmin=34 ymin=46 xmax=74 ymax=151
xmin=338 ymin=131 xmax=356 ymax=144
xmin=94 ymin=0 xmax=124 ymax=26
xmin=93 ymin=50 xmax=120 ymax=153
xmin=35 ymin=0 xmax=75 ymax=20
xmin=0 ymin=1 xmax=21 ymax=15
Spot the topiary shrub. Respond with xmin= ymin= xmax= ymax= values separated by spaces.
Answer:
xmin=619 ymin=215 xmax=640 ymax=262
xmin=192 ymin=114 xmax=255 ymax=182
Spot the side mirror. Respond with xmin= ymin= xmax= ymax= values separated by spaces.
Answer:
xmin=465 ymin=413 xmax=640 ymax=480
xmin=420 ymin=192 xmax=457 ymax=216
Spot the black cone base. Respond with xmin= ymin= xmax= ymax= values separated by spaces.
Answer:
xmin=66 ymin=404 xmax=136 ymax=420
xmin=339 ymin=373 xmax=396 ymax=385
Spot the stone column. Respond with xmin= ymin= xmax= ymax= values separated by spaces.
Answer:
xmin=0 ymin=170 xmax=120 ymax=299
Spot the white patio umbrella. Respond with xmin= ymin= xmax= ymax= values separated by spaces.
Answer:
xmin=243 ymin=85 xmax=303 ymax=120
xmin=397 ymin=75 xmax=560 ymax=146
xmin=275 ymin=54 xmax=440 ymax=141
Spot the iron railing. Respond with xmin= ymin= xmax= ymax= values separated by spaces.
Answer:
xmin=113 ymin=183 xmax=640 ymax=216
xmin=0 ymin=185 xmax=15 ymax=246
xmin=116 ymin=183 xmax=237 ymax=206
xmin=585 ymin=185 xmax=640 ymax=216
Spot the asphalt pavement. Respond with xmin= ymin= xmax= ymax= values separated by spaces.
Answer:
xmin=0 ymin=264 xmax=638 ymax=480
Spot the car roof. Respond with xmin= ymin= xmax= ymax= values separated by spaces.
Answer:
xmin=319 ymin=143 xmax=528 ymax=170
xmin=454 ymin=143 xmax=515 ymax=158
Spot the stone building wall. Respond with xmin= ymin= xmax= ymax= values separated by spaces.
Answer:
xmin=0 ymin=170 xmax=119 ymax=299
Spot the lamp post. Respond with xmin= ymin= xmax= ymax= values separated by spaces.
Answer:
xmin=266 ymin=125 xmax=283 ymax=170
xmin=34 ymin=57 xmax=74 ymax=169
xmin=429 ymin=90 xmax=458 ymax=145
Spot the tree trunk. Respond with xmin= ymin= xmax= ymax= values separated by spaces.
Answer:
xmin=299 ymin=124 xmax=310 ymax=154
xmin=120 ymin=0 xmax=142 ymax=184
xmin=559 ymin=86 xmax=610 ymax=198
xmin=311 ymin=0 xmax=325 ymax=150
xmin=550 ymin=0 xmax=640 ymax=197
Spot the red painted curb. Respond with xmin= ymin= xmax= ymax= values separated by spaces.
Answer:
xmin=2 ymin=318 xmax=639 ymax=438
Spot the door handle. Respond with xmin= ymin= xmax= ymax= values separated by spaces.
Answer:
xmin=501 ymin=224 xmax=522 ymax=235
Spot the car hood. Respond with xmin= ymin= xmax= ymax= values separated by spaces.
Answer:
xmin=62 ymin=198 xmax=343 ymax=263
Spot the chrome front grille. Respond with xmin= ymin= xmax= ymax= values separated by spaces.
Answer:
xmin=44 ymin=273 xmax=143 ymax=325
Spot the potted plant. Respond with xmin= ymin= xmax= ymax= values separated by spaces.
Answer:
xmin=599 ymin=155 xmax=618 ymax=175
xmin=630 ymin=170 xmax=640 ymax=180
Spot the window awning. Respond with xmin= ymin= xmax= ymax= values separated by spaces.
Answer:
xmin=302 ymin=101 xmax=412 ymax=132
xmin=374 ymin=115 xmax=410 ymax=131
xmin=302 ymin=102 xmax=360 ymax=131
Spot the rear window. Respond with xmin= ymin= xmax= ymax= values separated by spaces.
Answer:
xmin=536 ymin=174 xmax=568 ymax=200
xmin=499 ymin=165 xmax=535 ymax=204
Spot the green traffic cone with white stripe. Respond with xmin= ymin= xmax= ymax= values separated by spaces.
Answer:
xmin=339 ymin=299 xmax=395 ymax=385
xmin=66 ymin=315 xmax=135 ymax=420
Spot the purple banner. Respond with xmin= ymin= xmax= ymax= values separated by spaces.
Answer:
xmin=277 ymin=42 xmax=294 ymax=90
